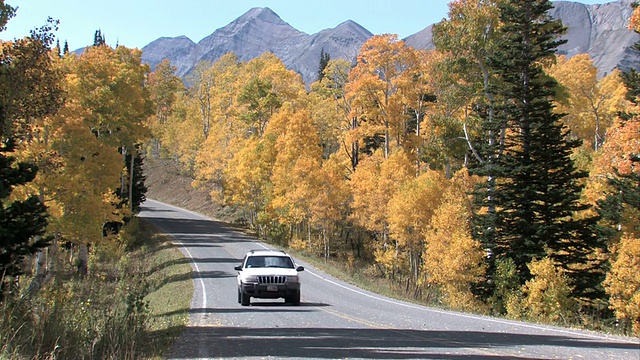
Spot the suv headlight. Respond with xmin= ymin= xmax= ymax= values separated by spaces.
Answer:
xmin=286 ymin=276 xmax=299 ymax=283
xmin=241 ymin=274 xmax=258 ymax=283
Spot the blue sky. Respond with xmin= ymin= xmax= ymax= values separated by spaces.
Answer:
xmin=0 ymin=0 xmax=619 ymax=50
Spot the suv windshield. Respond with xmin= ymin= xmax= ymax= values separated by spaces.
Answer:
xmin=245 ymin=255 xmax=294 ymax=269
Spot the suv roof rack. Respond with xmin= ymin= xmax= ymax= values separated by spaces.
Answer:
xmin=248 ymin=249 xmax=287 ymax=254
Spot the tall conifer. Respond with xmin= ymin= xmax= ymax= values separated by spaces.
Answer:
xmin=471 ymin=0 xmax=602 ymax=302
xmin=317 ymin=48 xmax=331 ymax=82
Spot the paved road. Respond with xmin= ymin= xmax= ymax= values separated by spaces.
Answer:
xmin=140 ymin=199 xmax=640 ymax=360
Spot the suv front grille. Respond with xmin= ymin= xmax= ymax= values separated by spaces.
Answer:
xmin=258 ymin=275 xmax=286 ymax=284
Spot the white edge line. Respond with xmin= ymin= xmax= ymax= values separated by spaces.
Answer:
xmin=180 ymin=242 xmax=207 ymax=313
xmin=145 ymin=200 xmax=638 ymax=345
xmin=306 ymin=269 xmax=640 ymax=344
xmin=142 ymin=200 xmax=208 ymax=315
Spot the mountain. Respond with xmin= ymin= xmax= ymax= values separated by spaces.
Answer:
xmin=142 ymin=7 xmax=372 ymax=84
xmin=142 ymin=1 xmax=639 ymax=85
xmin=550 ymin=0 xmax=639 ymax=77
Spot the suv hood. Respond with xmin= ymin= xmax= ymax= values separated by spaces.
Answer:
xmin=241 ymin=268 xmax=299 ymax=276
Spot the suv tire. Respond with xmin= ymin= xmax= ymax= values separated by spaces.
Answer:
xmin=240 ymin=289 xmax=250 ymax=306
xmin=286 ymin=290 xmax=301 ymax=305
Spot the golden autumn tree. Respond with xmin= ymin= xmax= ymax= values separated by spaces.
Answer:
xmin=236 ymin=53 xmax=303 ymax=137
xmin=313 ymin=58 xmax=360 ymax=171
xmin=393 ymin=48 xmax=441 ymax=173
xmin=596 ymin=1 xmax=640 ymax=334
xmin=423 ymin=170 xmax=485 ymax=311
xmin=193 ymin=53 xmax=242 ymax=191
xmin=350 ymin=149 xmax=414 ymax=278
xmin=217 ymin=54 xmax=306 ymax=232
xmin=588 ymin=112 xmax=640 ymax=239
xmin=388 ymin=169 xmax=448 ymax=283
xmin=36 ymin=99 xmax=123 ymax=247
xmin=0 ymin=18 xmax=64 ymax=290
xmin=160 ymin=90 xmax=204 ymax=174
xmin=57 ymin=44 xmax=150 ymax=273
xmin=546 ymin=54 xmax=626 ymax=151
xmin=146 ymin=58 xmax=184 ymax=157
xmin=307 ymin=154 xmax=352 ymax=259
xmin=346 ymin=34 xmax=420 ymax=159
xmin=187 ymin=60 xmax=216 ymax=141
xmin=222 ymin=134 xmax=277 ymax=231
xmin=270 ymin=104 xmax=324 ymax=231
xmin=415 ymin=50 xmax=470 ymax=175
xmin=603 ymin=233 xmax=640 ymax=335
xmin=432 ymin=0 xmax=502 ymax=95
xmin=432 ymin=0 xmax=503 ymax=164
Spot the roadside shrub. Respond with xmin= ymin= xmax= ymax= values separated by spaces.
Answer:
xmin=0 ymin=241 xmax=150 ymax=359
xmin=604 ymin=234 xmax=640 ymax=335
xmin=489 ymin=257 xmax=521 ymax=315
xmin=507 ymin=257 xmax=577 ymax=325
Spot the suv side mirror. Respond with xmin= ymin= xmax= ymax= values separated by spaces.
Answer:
xmin=296 ymin=266 xmax=304 ymax=272
xmin=234 ymin=265 xmax=242 ymax=271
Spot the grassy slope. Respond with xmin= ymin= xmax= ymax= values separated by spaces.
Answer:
xmin=142 ymin=227 xmax=193 ymax=359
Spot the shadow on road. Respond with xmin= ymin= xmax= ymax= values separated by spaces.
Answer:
xmin=160 ymin=326 xmax=639 ymax=359
xmin=189 ymin=305 xmax=325 ymax=315
xmin=141 ymin=216 xmax=254 ymax=242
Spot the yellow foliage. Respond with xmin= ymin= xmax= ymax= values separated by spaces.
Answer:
xmin=630 ymin=5 xmax=640 ymax=32
xmin=13 ymin=46 xmax=145 ymax=244
xmin=346 ymin=34 xmax=423 ymax=157
xmin=546 ymin=55 xmax=626 ymax=151
xmin=289 ymin=236 xmax=307 ymax=252
xmin=508 ymin=257 xmax=576 ymax=324
xmin=374 ymin=246 xmax=399 ymax=278
xmin=423 ymin=170 xmax=485 ymax=311
xmin=388 ymin=169 xmax=447 ymax=251
xmin=604 ymin=234 xmax=640 ymax=335
xmin=349 ymin=150 xmax=413 ymax=235
xmin=585 ymin=115 xmax=640 ymax=237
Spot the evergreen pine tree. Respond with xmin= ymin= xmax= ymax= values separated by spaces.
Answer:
xmin=471 ymin=0 xmax=602 ymax=303
xmin=317 ymin=48 xmax=331 ymax=82
xmin=93 ymin=29 xmax=105 ymax=46
xmin=111 ymin=144 xmax=147 ymax=228
xmin=63 ymin=40 xmax=69 ymax=55
xmin=0 ymin=139 xmax=50 ymax=292
xmin=125 ymin=145 xmax=147 ymax=214
xmin=0 ymin=9 xmax=60 ymax=293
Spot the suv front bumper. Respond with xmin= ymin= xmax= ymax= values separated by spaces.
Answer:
xmin=240 ymin=282 xmax=300 ymax=299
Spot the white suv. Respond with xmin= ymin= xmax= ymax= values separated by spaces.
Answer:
xmin=234 ymin=249 xmax=304 ymax=306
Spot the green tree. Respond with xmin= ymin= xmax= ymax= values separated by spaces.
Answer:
xmin=0 ymin=0 xmax=14 ymax=33
xmin=317 ymin=48 xmax=331 ymax=82
xmin=117 ymin=144 xmax=147 ymax=214
xmin=0 ymin=140 xmax=50 ymax=292
xmin=93 ymin=29 xmax=105 ymax=46
xmin=471 ymin=0 xmax=601 ymax=304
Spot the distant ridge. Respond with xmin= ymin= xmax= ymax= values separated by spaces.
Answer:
xmin=141 ymin=1 xmax=639 ymax=85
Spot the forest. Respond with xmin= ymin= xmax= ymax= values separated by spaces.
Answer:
xmin=148 ymin=0 xmax=640 ymax=334
xmin=1 ymin=1 xmax=639 ymax=357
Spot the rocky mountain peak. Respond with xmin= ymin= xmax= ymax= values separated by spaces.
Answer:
xmin=142 ymin=1 xmax=639 ymax=85
xmin=236 ymin=7 xmax=286 ymax=26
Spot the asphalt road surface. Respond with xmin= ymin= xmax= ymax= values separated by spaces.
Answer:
xmin=140 ymin=199 xmax=640 ymax=360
